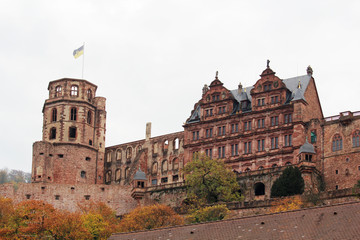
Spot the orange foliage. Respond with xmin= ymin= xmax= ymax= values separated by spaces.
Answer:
xmin=119 ymin=204 xmax=184 ymax=232
xmin=270 ymin=195 xmax=303 ymax=213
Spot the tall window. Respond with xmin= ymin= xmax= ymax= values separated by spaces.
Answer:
xmin=271 ymin=137 xmax=279 ymax=149
xmin=87 ymin=89 xmax=92 ymax=101
xmin=50 ymin=128 xmax=56 ymax=140
xmin=206 ymin=128 xmax=213 ymax=138
xmin=257 ymin=119 xmax=265 ymax=128
xmin=257 ymin=139 xmax=265 ymax=152
xmin=205 ymin=149 xmax=212 ymax=159
xmin=231 ymin=123 xmax=239 ymax=133
xmin=55 ymin=86 xmax=62 ymax=97
xmin=87 ymin=111 xmax=92 ymax=124
xmin=353 ymin=130 xmax=360 ymax=148
xmin=218 ymin=126 xmax=226 ymax=136
xmin=192 ymin=131 xmax=199 ymax=141
xmin=284 ymin=134 xmax=292 ymax=146
xmin=69 ymin=127 xmax=76 ymax=139
xmin=51 ymin=108 xmax=57 ymax=122
xmin=244 ymin=141 xmax=252 ymax=154
xmin=271 ymin=116 xmax=279 ymax=126
xmin=70 ymin=108 xmax=77 ymax=121
xmin=332 ymin=134 xmax=343 ymax=151
xmin=284 ymin=114 xmax=292 ymax=124
xmin=71 ymin=85 xmax=78 ymax=97
xmin=231 ymin=144 xmax=238 ymax=156
xmin=244 ymin=121 xmax=252 ymax=131
xmin=311 ymin=130 xmax=317 ymax=143
xmin=218 ymin=146 xmax=225 ymax=158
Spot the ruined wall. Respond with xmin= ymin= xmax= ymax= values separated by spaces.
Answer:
xmin=323 ymin=111 xmax=360 ymax=190
xmin=0 ymin=182 xmax=136 ymax=216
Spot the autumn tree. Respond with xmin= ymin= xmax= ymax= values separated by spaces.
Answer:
xmin=186 ymin=204 xmax=229 ymax=223
xmin=270 ymin=195 xmax=303 ymax=213
xmin=119 ymin=204 xmax=184 ymax=232
xmin=271 ymin=166 xmax=305 ymax=198
xmin=0 ymin=197 xmax=15 ymax=236
xmin=182 ymin=153 xmax=241 ymax=204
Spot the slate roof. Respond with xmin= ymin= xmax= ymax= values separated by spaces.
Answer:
xmin=109 ymin=202 xmax=360 ymax=240
xmin=133 ymin=168 xmax=146 ymax=180
xmin=299 ymin=140 xmax=316 ymax=154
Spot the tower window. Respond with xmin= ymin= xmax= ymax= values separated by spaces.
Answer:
xmin=69 ymin=127 xmax=76 ymax=139
xmin=80 ymin=171 xmax=86 ymax=178
xmin=87 ymin=111 xmax=92 ymax=124
xmin=71 ymin=85 xmax=78 ymax=97
xmin=50 ymin=127 xmax=56 ymax=140
xmin=70 ymin=108 xmax=77 ymax=121
xmin=55 ymin=86 xmax=62 ymax=97
xmin=51 ymin=108 xmax=57 ymax=122
xmin=87 ymin=89 xmax=92 ymax=101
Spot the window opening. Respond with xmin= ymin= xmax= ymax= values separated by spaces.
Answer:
xmin=87 ymin=111 xmax=92 ymax=124
xmin=52 ymin=108 xmax=57 ymax=122
xmin=70 ymin=108 xmax=77 ymax=121
xmin=50 ymin=127 xmax=56 ymax=140
xmin=80 ymin=171 xmax=86 ymax=178
xmin=71 ymin=85 xmax=78 ymax=97
xmin=87 ymin=89 xmax=92 ymax=101
xmin=254 ymin=182 xmax=265 ymax=196
xmin=69 ymin=127 xmax=76 ymax=139
xmin=55 ymin=86 xmax=62 ymax=97
xmin=332 ymin=134 xmax=343 ymax=151
xmin=353 ymin=130 xmax=360 ymax=148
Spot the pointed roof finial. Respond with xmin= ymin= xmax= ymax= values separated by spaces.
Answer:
xmin=298 ymin=80 xmax=302 ymax=89
xmin=215 ymin=71 xmax=219 ymax=79
xmin=307 ymin=65 xmax=313 ymax=76
xmin=267 ymin=59 xmax=270 ymax=68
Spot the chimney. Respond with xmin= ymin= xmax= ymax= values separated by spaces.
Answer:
xmin=146 ymin=122 xmax=151 ymax=141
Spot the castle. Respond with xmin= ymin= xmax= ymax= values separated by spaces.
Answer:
xmin=1 ymin=62 xmax=360 ymax=215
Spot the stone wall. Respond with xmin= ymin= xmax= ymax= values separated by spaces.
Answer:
xmin=0 ymin=182 xmax=137 ymax=216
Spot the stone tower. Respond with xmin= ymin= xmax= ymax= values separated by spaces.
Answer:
xmin=31 ymin=78 xmax=106 ymax=184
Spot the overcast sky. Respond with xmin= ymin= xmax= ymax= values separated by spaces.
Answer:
xmin=1 ymin=0 xmax=359 ymax=172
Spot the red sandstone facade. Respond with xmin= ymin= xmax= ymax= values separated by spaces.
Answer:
xmin=1 ymin=63 xmax=360 ymax=215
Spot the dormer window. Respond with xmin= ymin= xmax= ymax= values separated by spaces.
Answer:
xmin=71 ymin=85 xmax=78 ymax=97
xmin=212 ymin=95 xmax=220 ymax=101
xmin=264 ymin=84 xmax=272 ymax=91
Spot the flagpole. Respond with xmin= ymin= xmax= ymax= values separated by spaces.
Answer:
xmin=82 ymin=42 xmax=85 ymax=79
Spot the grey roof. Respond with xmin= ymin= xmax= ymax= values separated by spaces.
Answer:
xmin=283 ymin=74 xmax=311 ymax=102
xmin=133 ymin=168 xmax=147 ymax=180
xmin=231 ymin=86 xmax=253 ymax=102
xmin=187 ymin=105 xmax=201 ymax=123
xmin=299 ymin=140 xmax=316 ymax=154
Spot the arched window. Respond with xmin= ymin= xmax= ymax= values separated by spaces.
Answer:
xmin=271 ymin=164 xmax=278 ymax=168
xmin=152 ymin=162 xmax=158 ymax=175
xmin=125 ymin=167 xmax=129 ymax=179
xmin=126 ymin=147 xmax=132 ymax=160
xmin=115 ymin=169 xmax=121 ymax=183
xmin=87 ymin=89 xmax=92 ymax=101
xmin=163 ymin=140 xmax=169 ymax=150
xmin=254 ymin=182 xmax=265 ymax=196
xmin=174 ymin=138 xmax=179 ymax=150
xmin=105 ymin=171 xmax=112 ymax=184
xmin=162 ymin=160 xmax=168 ymax=173
xmin=258 ymin=166 xmax=264 ymax=170
xmin=87 ymin=111 xmax=92 ymax=124
xmin=106 ymin=151 xmax=112 ymax=163
xmin=285 ymin=161 xmax=292 ymax=166
xmin=50 ymin=127 xmax=56 ymax=140
xmin=173 ymin=158 xmax=179 ymax=170
xmin=70 ymin=107 xmax=77 ymax=121
xmin=52 ymin=108 xmax=57 ymax=122
xmin=116 ymin=149 xmax=122 ymax=161
xmin=353 ymin=130 xmax=360 ymax=148
xmin=332 ymin=134 xmax=343 ymax=151
xmin=245 ymin=168 xmax=251 ymax=172
xmin=55 ymin=86 xmax=62 ymax=97
xmin=71 ymin=85 xmax=78 ymax=97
